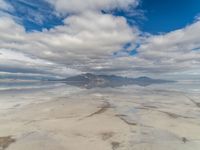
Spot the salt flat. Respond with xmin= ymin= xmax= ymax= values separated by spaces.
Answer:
xmin=0 ymin=82 xmax=200 ymax=150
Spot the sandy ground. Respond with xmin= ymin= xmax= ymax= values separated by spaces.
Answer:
xmin=0 ymin=85 xmax=200 ymax=150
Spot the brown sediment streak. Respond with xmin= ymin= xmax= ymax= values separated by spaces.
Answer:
xmin=85 ymin=102 xmax=111 ymax=118
xmin=185 ymin=95 xmax=200 ymax=108
xmin=136 ymin=106 xmax=193 ymax=119
xmin=115 ymin=115 xmax=137 ymax=126
xmin=157 ymin=110 xmax=193 ymax=119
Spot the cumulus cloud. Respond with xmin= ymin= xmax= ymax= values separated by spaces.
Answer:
xmin=0 ymin=48 xmax=81 ymax=78
xmin=135 ymin=20 xmax=200 ymax=74
xmin=0 ymin=9 xmax=139 ymax=78
xmin=0 ymin=12 xmax=138 ymax=59
xmin=74 ymin=19 xmax=200 ymax=76
xmin=1 ymin=0 xmax=200 ymax=79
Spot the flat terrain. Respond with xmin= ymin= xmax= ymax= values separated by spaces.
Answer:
xmin=0 ymin=83 xmax=200 ymax=150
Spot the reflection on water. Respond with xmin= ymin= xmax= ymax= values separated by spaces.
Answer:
xmin=0 ymin=80 xmax=199 ymax=93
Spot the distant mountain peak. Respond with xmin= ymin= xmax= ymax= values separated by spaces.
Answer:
xmin=50 ymin=73 xmax=174 ymax=89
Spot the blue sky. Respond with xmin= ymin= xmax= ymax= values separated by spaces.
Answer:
xmin=138 ymin=0 xmax=200 ymax=34
xmin=5 ymin=0 xmax=64 ymax=31
xmin=0 ymin=0 xmax=200 ymax=79
xmin=5 ymin=0 xmax=200 ymax=33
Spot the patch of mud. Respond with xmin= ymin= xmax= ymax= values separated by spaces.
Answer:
xmin=0 ymin=136 xmax=16 ymax=150
xmin=182 ymin=137 xmax=188 ymax=143
xmin=111 ymin=141 xmax=120 ymax=150
xmin=101 ymin=132 xmax=115 ymax=141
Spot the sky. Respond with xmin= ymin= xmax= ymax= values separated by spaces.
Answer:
xmin=0 ymin=0 xmax=200 ymax=80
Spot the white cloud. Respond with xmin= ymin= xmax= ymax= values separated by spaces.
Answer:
xmin=46 ymin=0 xmax=139 ymax=14
xmin=1 ymin=14 xmax=200 ymax=77
xmin=0 ymin=48 xmax=81 ymax=78
xmin=0 ymin=11 xmax=139 ymax=77
xmin=1 ymin=0 xmax=200 ymax=79
xmin=0 ymin=0 xmax=14 ymax=12
xmin=135 ymin=20 xmax=200 ymax=74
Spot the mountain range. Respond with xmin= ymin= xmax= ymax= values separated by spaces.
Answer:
xmin=50 ymin=73 xmax=174 ymax=89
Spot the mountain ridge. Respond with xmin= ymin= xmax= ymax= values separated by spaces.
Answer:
xmin=50 ymin=73 xmax=174 ymax=88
